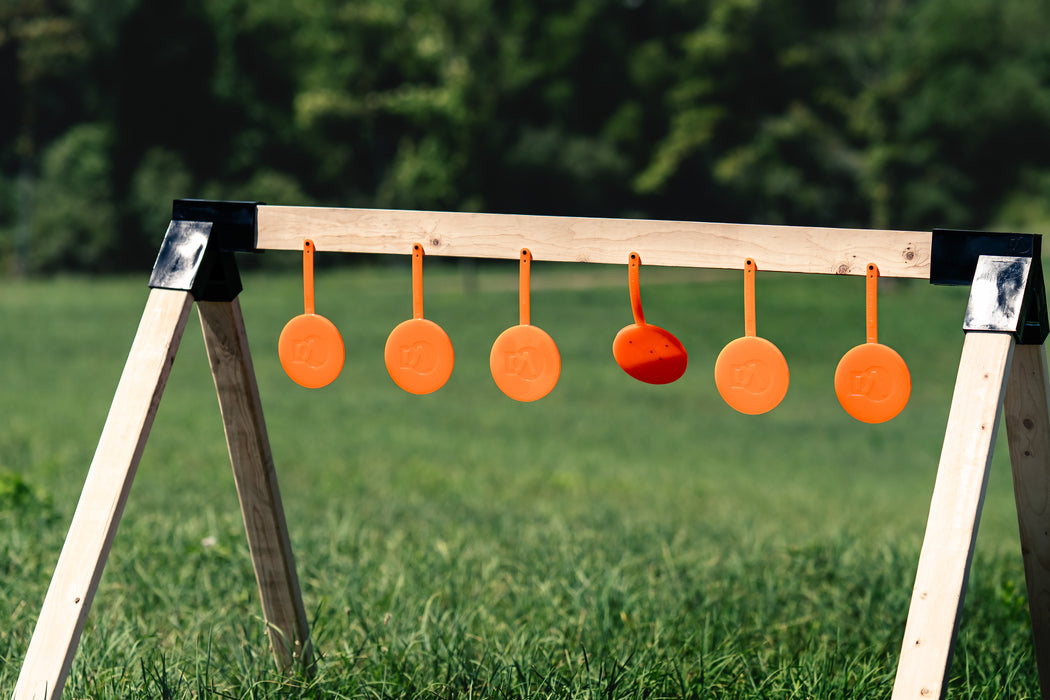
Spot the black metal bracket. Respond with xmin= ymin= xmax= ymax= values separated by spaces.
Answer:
xmin=967 ymin=262 xmax=1050 ymax=344
xmin=932 ymin=229 xmax=1048 ymax=345
xmin=964 ymin=256 xmax=1033 ymax=340
xmin=1024 ymin=257 xmax=1049 ymax=344
xmin=930 ymin=229 xmax=1041 ymax=286
xmin=148 ymin=199 xmax=260 ymax=302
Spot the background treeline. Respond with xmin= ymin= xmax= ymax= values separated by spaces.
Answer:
xmin=2 ymin=0 xmax=1050 ymax=274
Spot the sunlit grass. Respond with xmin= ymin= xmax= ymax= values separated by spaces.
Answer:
xmin=0 ymin=263 xmax=1038 ymax=697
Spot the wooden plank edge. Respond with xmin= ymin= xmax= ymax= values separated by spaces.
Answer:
xmin=197 ymin=300 xmax=313 ymax=672
xmin=891 ymin=331 xmax=1015 ymax=699
xmin=12 ymin=289 xmax=194 ymax=700
xmin=256 ymin=205 xmax=931 ymax=279
xmin=1004 ymin=343 xmax=1050 ymax=699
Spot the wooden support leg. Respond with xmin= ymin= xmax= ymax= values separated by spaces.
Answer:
xmin=13 ymin=289 xmax=193 ymax=700
xmin=892 ymin=331 xmax=1016 ymax=700
xmin=1004 ymin=343 xmax=1050 ymax=699
xmin=197 ymin=299 xmax=312 ymax=671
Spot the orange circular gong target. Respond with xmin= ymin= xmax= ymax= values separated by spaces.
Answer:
xmin=490 ymin=249 xmax=561 ymax=402
xmin=278 ymin=239 xmax=345 ymax=388
xmin=714 ymin=259 xmax=789 ymax=415
xmin=834 ymin=264 xmax=911 ymax=423
xmin=385 ymin=244 xmax=455 ymax=394
xmin=715 ymin=336 xmax=790 ymax=415
xmin=612 ymin=252 xmax=688 ymax=384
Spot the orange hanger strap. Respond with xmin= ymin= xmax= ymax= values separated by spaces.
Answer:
xmin=866 ymin=263 xmax=879 ymax=344
xmin=303 ymin=239 xmax=316 ymax=315
xmin=519 ymin=248 xmax=532 ymax=326
xmin=744 ymin=259 xmax=757 ymax=337
xmin=412 ymin=243 xmax=425 ymax=320
xmin=628 ymin=252 xmax=645 ymax=325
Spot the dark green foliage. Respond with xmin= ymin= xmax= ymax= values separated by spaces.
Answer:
xmin=31 ymin=123 xmax=117 ymax=271
xmin=2 ymin=0 xmax=1050 ymax=274
xmin=0 ymin=469 xmax=52 ymax=516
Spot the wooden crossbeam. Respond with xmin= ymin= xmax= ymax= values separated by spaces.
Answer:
xmin=256 ymin=206 xmax=931 ymax=279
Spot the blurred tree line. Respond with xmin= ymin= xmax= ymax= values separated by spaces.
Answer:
xmin=2 ymin=0 xmax=1049 ymax=273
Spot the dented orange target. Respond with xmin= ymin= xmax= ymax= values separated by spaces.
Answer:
xmin=834 ymin=263 xmax=911 ymax=423
xmin=278 ymin=240 xmax=345 ymax=388
xmin=612 ymin=252 xmax=688 ymax=384
xmin=384 ymin=243 xmax=455 ymax=394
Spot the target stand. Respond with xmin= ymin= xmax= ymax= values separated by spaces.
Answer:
xmin=11 ymin=200 xmax=1050 ymax=700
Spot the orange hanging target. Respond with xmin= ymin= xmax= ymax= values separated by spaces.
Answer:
xmin=278 ymin=239 xmax=345 ymax=388
xmin=834 ymin=263 xmax=911 ymax=423
xmin=612 ymin=252 xmax=688 ymax=384
xmin=384 ymin=243 xmax=455 ymax=394
xmin=714 ymin=259 xmax=789 ymax=415
xmin=490 ymin=249 xmax=561 ymax=402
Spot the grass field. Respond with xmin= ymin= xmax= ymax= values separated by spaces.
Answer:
xmin=0 ymin=259 xmax=1041 ymax=697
